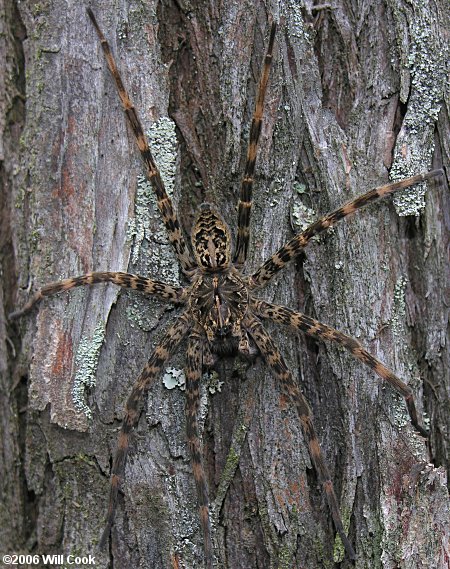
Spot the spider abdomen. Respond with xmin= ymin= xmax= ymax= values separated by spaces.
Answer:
xmin=191 ymin=203 xmax=232 ymax=270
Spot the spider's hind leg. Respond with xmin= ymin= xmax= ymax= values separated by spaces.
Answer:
xmin=245 ymin=314 xmax=356 ymax=561
xmin=185 ymin=333 xmax=214 ymax=569
xmin=252 ymin=299 xmax=428 ymax=437
xmin=100 ymin=313 xmax=191 ymax=548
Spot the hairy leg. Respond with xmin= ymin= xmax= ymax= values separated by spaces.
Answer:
xmin=252 ymin=298 xmax=428 ymax=437
xmin=100 ymin=313 xmax=191 ymax=547
xmin=249 ymin=170 xmax=443 ymax=289
xmin=245 ymin=314 xmax=356 ymax=561
xmin=9 ymin=271 xmax=185 ymax=320
xmin=233 ymin=22 xmax=276 ymax=267
xmin=185 ymin=333 xmax=214 ymax=569
xmin=87 ymin=9 xmax=195 ymax=275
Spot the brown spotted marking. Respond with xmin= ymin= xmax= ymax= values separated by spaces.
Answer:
xmin=250 ymin=169 xmax=444 ymax=289
xmin=244 ymin=314 xmax=356 ymax=561
xmin=8 ymin=271 xmax=185 ymax=321
xmin=99 ymin=313 xmax=191 ymax=549
xmin=86 ymin=8 xmax=195 ymax=275
xmin=252 ymin=298 xmax=428 ymax=437
xmin=234 ymin=22 xmax=277 ymax=267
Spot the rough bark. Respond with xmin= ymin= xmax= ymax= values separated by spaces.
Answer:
xmin=1 ymin=1 xmax=449 ymax=568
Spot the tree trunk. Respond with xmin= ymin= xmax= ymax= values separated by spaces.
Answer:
xmin=1 ymin=1 xmax=448 ymax=568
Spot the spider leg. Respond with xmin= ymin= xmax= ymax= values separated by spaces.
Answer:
xmin=252 ymin=299 xmax=428 ymax=437
xmin=100 ymin=312 xmax=191 ymax=548
xmin=9 ymin=271 xmax=185 ymax=320
xmin=249 ymin=169 xmax=444 ymax=289
xmin=185 ymin=333 xmax=214 ymax=569
xmin=233 ymin=22 xmax=276 ymax=267
xmin=244 ymin=314 xmax=356 ymax=561
xmin=87 ymin=9 xmax=195 ymax=275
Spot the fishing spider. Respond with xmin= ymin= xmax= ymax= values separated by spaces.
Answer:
xmin=10 ymin=9 xmax=443 ymax=568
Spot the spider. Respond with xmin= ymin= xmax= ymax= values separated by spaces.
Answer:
xmin=9 ymin=8 xmax=443 ymax=568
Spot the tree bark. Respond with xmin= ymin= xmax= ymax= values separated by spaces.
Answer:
xmin=1 ymin=1 xmax=449 ymax=568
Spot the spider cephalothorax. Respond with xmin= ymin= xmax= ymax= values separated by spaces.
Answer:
xmin=189 ymin=269 xmax=249 ymax=344
xmin=10 ymin=8 xmax=443 ymax=569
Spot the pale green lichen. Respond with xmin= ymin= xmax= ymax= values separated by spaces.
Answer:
xmin=162 ymin=367 xmax=186 ymax=390
xmin=212 ymin=425 xmax=247 ymax=516
xmin=211 ymin=377 xmax=256 ymax=525
xmin=125 ymin=299 xmax=162 ymax=332
xmin=390 ymin=276 xmax=407 ymax=337
xmin=149 ymin=117 xmax=178 ymax=196
xmin=265 ymin=173 xmax=285 ymax=208
xmin=198 ymin=389 xmax=209 ymax=429
xmin=358 ymin=507 xmax=384 ymax=565
xmin=291 ymin=199 xmax=317 ymax=230
xmin=391 ymin=151 xmax=429 ymax=216
xmin=386 ymin=277 xmax=430 ymax=447
xmin=278 ymin=542 xmax=296 ymax=569
xmin=285 ymin=0 xmax=310 ymax=42
xmin=126 ymin=174 xmax=151 ymax=261
xmin=127 ymin=117 xmax=180 ymax=285
xmin=72 ymin=322 xmax=106 ymax=419
xmin=333 ymin=507 xmax=352 ymax=563
xmin=161 ymin=369 xmax=223 ymax=394
xmin=204 ymin=370 xmax=223 ymax=394
xmin=391 ymin=0 xmax=446 ymax=216
xmin=290 ymin=182 xmax=320 ymax=243
xmin=126 ymin=117 xmax=180 ymax=330
xmin=164 ymin=472 xmax=199 ymax=563
xmin=291 ymin=194 xmax=316 ymax=233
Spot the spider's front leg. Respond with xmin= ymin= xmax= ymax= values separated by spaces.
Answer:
xmin=249 ymin=169 xmax=444 ymax=289
xmin=100 ymin=312 xmax=191 ymax=548
xmin=185 ymin=332 xmax=214 ymax=569
xmin=244 ymin=314 xmax=356 ymax=561
xmin=87 ymin=8 xmax=195 ymax=275
xmin=8 ymin=271 xmax=185 ymax=320
xmin=233 ymin=21 xmax=276 ymax=267
xmin=252 ymin=299 xmax=428 ymax=437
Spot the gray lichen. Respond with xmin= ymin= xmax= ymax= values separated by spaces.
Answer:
xmin=72 ymin=322 xmax=106 ymax=419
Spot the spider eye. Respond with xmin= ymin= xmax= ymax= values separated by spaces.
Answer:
xmin=217 ymin=324 xmax=231 ymax=336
